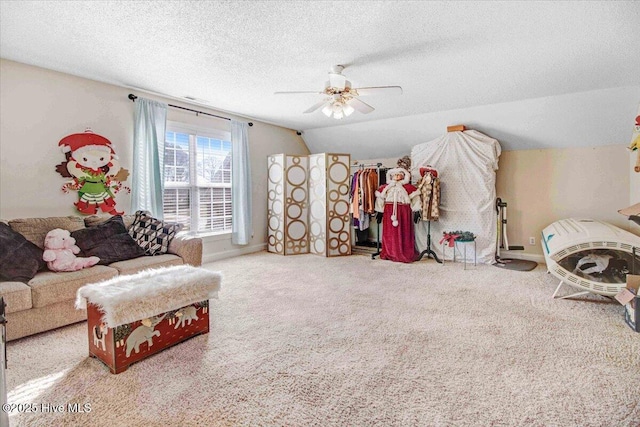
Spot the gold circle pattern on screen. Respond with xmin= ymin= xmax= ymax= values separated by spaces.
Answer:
xmin=267 ymin=156 xmax=284 ymax=254
xmin=326 ymin=157 xmax=351 ymax=256
xmin=284 ymin=157 xmax=308 ymax=254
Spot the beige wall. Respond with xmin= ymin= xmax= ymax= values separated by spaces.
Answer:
xmin=497 ymin=145 xmax=633 ymax=259
xmin=357 ymin=145 xmax=636 ymax=260
xmin=0 ymin=59 xmax=309 ymax=261
xmin=2 ymin=59 xmax=634 ymax=262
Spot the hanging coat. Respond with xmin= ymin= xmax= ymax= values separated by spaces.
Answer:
xmin=416 ymin=172 xmax=441 ymax=221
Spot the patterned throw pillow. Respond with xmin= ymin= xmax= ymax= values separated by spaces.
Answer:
xmin=128 ymin=211 xmax=182 ymax=256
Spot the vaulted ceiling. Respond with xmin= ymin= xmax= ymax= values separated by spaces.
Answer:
xmin=1 ymin=1 xmax=639 ymax=157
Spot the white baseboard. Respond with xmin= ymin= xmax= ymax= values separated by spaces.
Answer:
xmin=201 ymin=244 xmax=546 ymax=265
xmin=498 ymin=250 xmax=546 ymax=264
xmin=202 ymin=243 xmax=267 ymax=264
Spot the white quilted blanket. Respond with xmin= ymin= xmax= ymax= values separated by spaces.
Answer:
xmin=411 ymin=130 xmax=501 ymax=264
xmin=76 ymin=265 xmax=222 ymax=327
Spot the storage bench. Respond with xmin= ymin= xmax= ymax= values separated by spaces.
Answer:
xmin=76 ymin=265 xmax=221 ymax=374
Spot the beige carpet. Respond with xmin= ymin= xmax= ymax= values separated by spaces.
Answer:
xmin=6 ymin=251 xmax=640 ymax=426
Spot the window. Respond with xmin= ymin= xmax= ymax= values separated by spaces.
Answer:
xmin=163 ymin=122 xmax=232 ymax=234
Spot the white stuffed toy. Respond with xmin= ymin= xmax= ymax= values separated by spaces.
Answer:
xmin=43 ymin=228 xmax=100 ymax=272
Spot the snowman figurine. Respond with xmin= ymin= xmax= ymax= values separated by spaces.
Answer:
xmin=58 ymin=128 xmax=125 ymax=215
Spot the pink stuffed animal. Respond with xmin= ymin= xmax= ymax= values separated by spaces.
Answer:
xmin=43 ymin=228 xmax=99 ymax=272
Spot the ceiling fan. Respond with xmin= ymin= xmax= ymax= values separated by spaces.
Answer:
xmin=274 ymin=65 xmax=402 ymax=119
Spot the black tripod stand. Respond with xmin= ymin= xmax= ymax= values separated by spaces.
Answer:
xmin=416 ymin=220 xmax=442 ymax=263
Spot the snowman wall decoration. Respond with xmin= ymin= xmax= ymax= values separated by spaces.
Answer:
xmin=56 ymin=128 xmax=130 ymax=215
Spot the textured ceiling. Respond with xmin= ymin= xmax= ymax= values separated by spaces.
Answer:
xmin=1 ymin=1 xmax=639 ymax=136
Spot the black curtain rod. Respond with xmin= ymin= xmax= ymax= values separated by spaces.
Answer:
xmin=128 ymin=94 xmax=253 ymax=126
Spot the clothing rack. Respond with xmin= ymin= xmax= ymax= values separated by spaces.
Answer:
xmin=350 ymin=163 xmax=385 ymax=259
xmin=351 ymin=162 xmax=383 ymax=169
xmin=128 ymin=94 xmax=253 ymax=126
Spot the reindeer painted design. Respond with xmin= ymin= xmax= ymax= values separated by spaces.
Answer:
xmin=197 ymin=300 xmax=209 ymax=314
xmin=93 ymin=322 xmax=108 ymax=351
xmin=167 ymin=309 xmax=179 ymax=326
xmin=174 ymin=306 xmax=199 ymax=329
xmin=125 ymin=314 xmax=167 ymax=358
xmin=114 ymin=324 xmax=131 ymax=348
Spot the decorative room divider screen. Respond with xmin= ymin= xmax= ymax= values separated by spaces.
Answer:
xmin=267 ymin=153 xmax=351 ymax=257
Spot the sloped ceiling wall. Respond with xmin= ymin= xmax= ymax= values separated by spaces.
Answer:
xmin=302 ymin=86 xmax=640 ymax=159
xmin=2 ymin=2 xmax=638 ymax=139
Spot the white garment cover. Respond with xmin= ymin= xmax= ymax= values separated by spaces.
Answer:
xmin=411 ymin=130 xmax=501 ymax=264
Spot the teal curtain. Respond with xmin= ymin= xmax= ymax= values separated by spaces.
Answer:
xmin=132 ymin=98 xmax=167 ymax=218
xmin=231 ymin=120 xmax=252 ymax=245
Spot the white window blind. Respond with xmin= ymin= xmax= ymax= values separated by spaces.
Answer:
xmin=163 ymin=123 xmax=232 ymax=234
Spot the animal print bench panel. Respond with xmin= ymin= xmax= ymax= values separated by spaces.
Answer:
xmin=87 ymin=300 xmax=209 ymax=374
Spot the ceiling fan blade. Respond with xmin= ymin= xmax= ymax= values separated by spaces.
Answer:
xmin=303 ymin=100 xmax=330 ymax=114
xmin=352 ymin=86 xmax=403 ymax=96
xmin=347 ymin=97 xmax=375 ymax=114
xmin=274 ymin=91 xmax=324 ymax=95
xmin=328 ymin=72 xmax=346 ymax=90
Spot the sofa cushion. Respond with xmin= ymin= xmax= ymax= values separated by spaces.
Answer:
xmin=85 ymin=214 xmax=136 ymax=229
xmin=128 ymin=210 xmax=182 ymax=255
xmin=0 ymin=281 xmax=33 ymax=313
xmin=71 ymin=215 xmax=145 ymax=265
xmin=28 ymin=265 xmax=118 ymax=308
xmin=108 ymin=254 xmax=183 ymax=276
xmin=9 ymin=216 xmax=85 ymax=249
xmin=5 ymin=299 xmax=87 ymax=342
xmin=0 ymin=223 xmax=47 ymax=283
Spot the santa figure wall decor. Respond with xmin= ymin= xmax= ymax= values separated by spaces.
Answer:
xmin=56 ymin=128 xmax=130 ymax=215
xmin=374 ymin=156 xmax=421 ymax=263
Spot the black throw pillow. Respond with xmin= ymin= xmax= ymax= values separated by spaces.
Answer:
xmin=71 ymin=215 xmax=145 ymax=265
xmin=0 ymin=223 xmax=46 ymax=283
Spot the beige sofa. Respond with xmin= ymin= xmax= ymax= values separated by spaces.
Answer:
xmin=0 ymin=215 xmax=202 ymax=341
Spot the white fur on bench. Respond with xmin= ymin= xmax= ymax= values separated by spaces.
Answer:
xmin=76 ymin=265 xmax=222 ymax=328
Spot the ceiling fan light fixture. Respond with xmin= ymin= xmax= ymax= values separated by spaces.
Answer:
xmin=322 ymin=103 xmax=333 ymax=117
xmin=342 ymin=103 xmax=355 ymax=117
xmin=276 ymin=65 xmax=401 ymax=119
